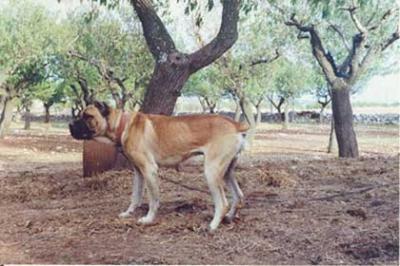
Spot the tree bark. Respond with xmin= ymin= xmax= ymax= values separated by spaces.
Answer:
xmin=327 ymin=115 xmax=337 ymax=153
xmin=24 ymin=106 xmax=31 ymax=130
xmin=0 ymin=96 xmax=14 ymax=138
xmin=331 ymin=87 xmax=359 ymax=157
xmin=283 ymin=100 xmax=290 ymax=129
xmin=239 ymin=96 xmax=256 ymax=147
xmin=267 ymin=96 xmax=285 ymax=123
xmin=319 ymin=107 xmax=324 ymax=124
xmin=131 ymin=0 xmax=240 ymax=115
xmin=209 ymin=105 xmax=216 ymax=114
xmin=204 ymin=97 xmax=217 ymax=114
xmin=234 ymin=98 xmax=241 ymax=121
xmin=44 ymin=104 xmax=51 ymax=123
xmin=256 ymin=104 xmax=262 ymax=125
xmin=140 ymin=61 xmax=191 ymax=115
xmin=198 ymin=97 xmax=208 ymax=113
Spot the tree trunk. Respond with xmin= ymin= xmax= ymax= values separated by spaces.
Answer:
xmin=0 ymin=96 xmax=14 ymax=138
xmin=319 ymin=105 xmax=325 ymax=124
xmin=269 ymin=100 xmax=274 ymax=113
xmin=44 ymin=104 xmax=51 ymax=123
xmin=327 ymin=115 xmax=337 ymax=153
xmin=198 ymin=97 xmax=207 ymax=113
xmin=331 ymin=87 xmax=359 ymax=158
xmin=140 ymin=62 xmax=190 ymax=115
xmin=209 ymin=105 xmax=216 ymax=114
xmin=239 ymin=96 xmax=256 ymax=148
xmin=132 ymin=0 xmax=240 ymax=115
xmin=24 ymin=106 xmax=31 ymax=130
xmin=256 ymin=104 xmax=262 ymax=125
xmin=234 ymin=99 xmax=241 ymax=121
xmin=283 ymin=101 xmax=290 ymax=129
xmin=240 ymin=97 xmax=256 ymax=127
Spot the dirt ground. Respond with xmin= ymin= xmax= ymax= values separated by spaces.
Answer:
xmin=0 ymin=122 xmax=399 ymax=264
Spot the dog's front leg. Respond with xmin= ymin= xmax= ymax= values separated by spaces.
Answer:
xmin=137 ymin=163 xmax=159 ymax=225
xmin=119 ymin=168 xmax=144 ymax=218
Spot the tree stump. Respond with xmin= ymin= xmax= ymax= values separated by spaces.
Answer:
xmin=83 ymin=140 xmax=130 ymax=177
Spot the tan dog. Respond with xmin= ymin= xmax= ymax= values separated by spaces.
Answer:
xmin=69 ymin=101 xmax=248 ymax=231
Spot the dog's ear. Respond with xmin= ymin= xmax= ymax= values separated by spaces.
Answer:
xmin=94 ymin=101 xmax=110 ymax=117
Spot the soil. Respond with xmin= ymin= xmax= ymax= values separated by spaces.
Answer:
xmin=0 ymin=124 xmax=398 ymax=264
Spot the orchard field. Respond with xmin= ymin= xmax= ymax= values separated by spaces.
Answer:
xmin=0 ymin=122 xmax=398 ymax=264
xmin=1 ymin=0 xmax=399 ymax=264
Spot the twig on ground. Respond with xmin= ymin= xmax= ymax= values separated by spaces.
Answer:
xmin=309 ymin=182 xmax=397 ymax=202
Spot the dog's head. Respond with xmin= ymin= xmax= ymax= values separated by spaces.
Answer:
xmin=69 ymin=101 xmax=110 ymax=140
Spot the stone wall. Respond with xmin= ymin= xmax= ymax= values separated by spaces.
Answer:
xmin=22 ymin=111 xmax=400 ymax=125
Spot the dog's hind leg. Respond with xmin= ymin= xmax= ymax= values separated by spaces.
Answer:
xmin=223 ymin=157 xmax=244 ymax=222
xmin=119 ymin=167 xmax=144 ymax=218
xmin=204 ymin=157 xmax=230 ymax=232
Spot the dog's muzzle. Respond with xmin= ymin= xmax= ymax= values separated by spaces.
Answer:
xmin=69 ymin=119 xmax=94 ymax=140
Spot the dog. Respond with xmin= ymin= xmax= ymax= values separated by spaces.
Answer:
xmin=69 ymin=101 xmax=248 ymax=231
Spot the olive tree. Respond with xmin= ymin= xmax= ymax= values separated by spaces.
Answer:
xmin=281 ymin=0 xmax=399 ymax=157
xmin=0 ymin=1 xmax=68 ymax=137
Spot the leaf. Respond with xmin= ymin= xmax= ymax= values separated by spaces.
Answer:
xmin=322 ymin=8 xmax=330 ymax=19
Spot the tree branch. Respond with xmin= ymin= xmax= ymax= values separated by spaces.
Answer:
xmin=130 ymin=0 xmax=176 ymax=60
xmin=250 ymin=49 xmax=281 ymax=66
xmin=381 ymin=26 xmax=400 ymax=51
xmin=345 ymin=32 xmax=366 ymax=80
xmin=69 ymin=50 xmax=130 ymax=94
xmin=368 ymin=8 xmax=398 ymax=32
xmin=344 ymin=6 xmax=368 ymax=35
xmin=285 ymin=14 xmax=338 ymax=85
xmin=68 ymin=50 xmax=108 ymax=78
xmin=188 ymin=0 xmax=240 ymax=73
xmin=328 ymin=23 xmax=351 ymax=52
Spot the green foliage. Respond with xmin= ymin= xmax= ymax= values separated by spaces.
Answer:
xmin=183 ymin=64 xmax=225 ymax=106
xmin=71 ymin=6 xmax=152 ymax=106
xmin=2 ymin=0 xmax=398 ymax=116
xmin=281 ymin=0 xmax=399 ymax=79
xmin=271 ymin=58 xmax=312 ymax=99
xmin=0 ymin=0 xmax=70 ymax=100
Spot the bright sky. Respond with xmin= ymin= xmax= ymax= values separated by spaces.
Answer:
xmin=355 ymin=73 xmax=400 ymax=104
xmin=6 ymin=0 xmax=400 ymax=104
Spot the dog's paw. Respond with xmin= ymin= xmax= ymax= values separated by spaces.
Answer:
xmin=208 ymin=221 xmax=220 ymax=232
xmin=223 ymin=214 xmax=234 ymax=224
xmin=137 ymin=216 xmax=154 ymax=225
xmin=119 ymin=211 xmax=133 ymax=218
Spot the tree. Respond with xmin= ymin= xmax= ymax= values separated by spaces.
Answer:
xmin=57 ymin=55 xmax=101 ymax=118
xmin=33 ymin=81 xmax=66 ymax=123
xmin=267 ymin=58 xmax=310 ymax=129
xmin=308 ymin=66 xmax=332 ymax=123
xmin=0 ymin=1 xmax=67 ymax=137
xmin=67 ymin=8 xmax=153 ymax=110
xmin=183 ymin=65 xmax=224 ymax=113
xmin=283 ymin=0 xmax=399 ymax=157
xmin=220 ymin=4 xmax=302 ymax=130
xmin=128 ymin=0 xmax=241 ymax=115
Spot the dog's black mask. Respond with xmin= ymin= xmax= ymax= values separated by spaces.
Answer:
xmin=69 ymin=119 xmax=94 ymax=140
